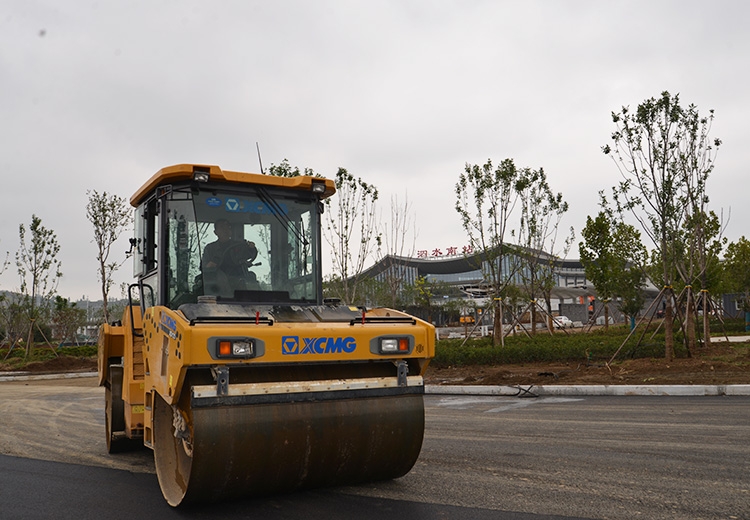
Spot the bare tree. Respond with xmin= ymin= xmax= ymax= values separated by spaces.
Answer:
xmin=0 ymin=240 xmax=9 ymax=277
xmin=322 ymin=168 xmax=379 ymax=304
xmin=86 ymin=190 xmax=133 ymax=324
xmin=267 ymin=161 xmax=380 ymax=305
xmin=373 ymin=193 xmax=417 ymax=308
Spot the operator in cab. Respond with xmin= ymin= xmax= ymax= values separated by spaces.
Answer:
xmin=202 ymin=219 xmax=259 ymax=297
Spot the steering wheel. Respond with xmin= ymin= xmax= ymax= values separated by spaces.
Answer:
xmin=224 ymin=241 xmax=258 ymax=267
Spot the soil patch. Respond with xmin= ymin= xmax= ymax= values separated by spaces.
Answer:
xmin=9 ymin=356 xmax=98 ymax=374
xmin=3 ymin=342 xmax=749 ymax=386
xmin=425 ymin=341 xmax=750 ymax=386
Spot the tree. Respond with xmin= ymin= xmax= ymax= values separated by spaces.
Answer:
xmin=324 ymin=168 xmax=379 ymax=304
xmin=722 ymin=237 xmax=750 ymax=330
xmin=0 ymin=240 xmax=9 ymax=277
xmin=16 ymin=215 xmax=62 ymax=354
xmin=51 ymin=296 xmax=87 ymax=345
xmin=373 ymin=193 xmax=417 ymax=308
xmin=603 ymin=91 xmax=720 ymax=360
xmin=668 ymin=100 xmax=724 ymax=350
xmin=86 ymin=190 xmax=133 ymax=324
xmin=455 ymin=158 xmax=523 ymax=346
xmin=409 ymin=275 xmax=441 ymax=324
xmin=267 ymin=158 xmax=318 ymax=178
xmin=579 ymin=204 xmax=647 ymax=330
xmin=514 ymin=167 xmax=572 ymax=335
xmin=267 ymin=161 xmax=380 ymax=305
xmin=0 ymin=294 xmax=26 ymax=348
xmin=678 ymin=209 xmax=725 ymax=347
xmin=618 ymin=266 xmax=647 ymax=328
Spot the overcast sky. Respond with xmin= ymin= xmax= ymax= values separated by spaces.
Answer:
xmin=1 ymin=0 xmax=748 ymax=301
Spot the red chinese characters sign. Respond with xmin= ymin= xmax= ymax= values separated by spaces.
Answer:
xmin=416 ymin=245 xmax=472 ymax=258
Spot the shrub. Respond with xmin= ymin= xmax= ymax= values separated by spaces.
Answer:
xmin=433 ymin=325 xmax=693 ymax=367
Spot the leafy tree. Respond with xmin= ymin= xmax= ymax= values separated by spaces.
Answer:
xmin=618 ymin=267 xmax=647 ymax=328
xmin=16 ymin=215 xmax=62 ymax=354
xmin=678 ymin=209 xmax=725 ymax=347
xmin=579 ymin=205 xmax=647 ymax=329
xmin=409 ymin=275 xmax=443 ymax=324
xmin=0 ymin=294 xmax=26 ymax=348
xmin=440 ymin=298 xmax=465 ymax=327
xmin=455 ymin=158 xmax=524 ymax=345
xmin=322 ymin=274 xmax=344 ymax=302
xmin=603 ymin=91 xmax=720 ymax=360
xmin=669 ymin=101 xmax=723 ymax=349
xmin=497 ymin=282 xmax=524 ymax=334
xmin=355 ymin=277 xmax=388 ymax=308
xmin=86 ymin=190 xmax=133 ymax=324
xmin=514 ymin=167 xmax=572 ymax=335
xmin=267 ymin=158 xmax=319 ymax=178
xmin=51 ymin=296 xmax=87 ymax=344
xmin=721 ymin=236 xmax=750 ymax=329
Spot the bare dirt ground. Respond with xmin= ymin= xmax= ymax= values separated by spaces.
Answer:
xmin=3 ymin=339 xmax=749 ymax=386
xmin=424 ymin=340 xmax=750 ymax=386
xmin=6 ymin=356 xmax=99 ymax=374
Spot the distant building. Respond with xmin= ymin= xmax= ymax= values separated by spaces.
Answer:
xmin=358 ymin=246 xmax=660 ymax=326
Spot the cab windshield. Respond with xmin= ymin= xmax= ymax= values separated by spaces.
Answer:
xmin=164 ymin=184 xmax=320 ymax=308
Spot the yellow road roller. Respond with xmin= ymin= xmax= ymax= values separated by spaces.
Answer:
xmin=97 ymin=164 xmax=434 ymax=506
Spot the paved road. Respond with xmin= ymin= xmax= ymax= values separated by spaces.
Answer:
xmin=0 ymin=377 xmax=748 ymax=519
xmin=413 ymin=394 xmax=749 ymax=519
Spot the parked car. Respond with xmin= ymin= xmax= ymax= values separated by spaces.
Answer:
xmin=555 ymin=315 xmax=574 ymax=329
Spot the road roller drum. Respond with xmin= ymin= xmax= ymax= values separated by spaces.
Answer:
xmin=154 ymin=390 xmax=424 ymax=505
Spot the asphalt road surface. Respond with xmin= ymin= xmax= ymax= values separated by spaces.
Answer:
xmin=0 ymin=376 xmax=748 ymax=520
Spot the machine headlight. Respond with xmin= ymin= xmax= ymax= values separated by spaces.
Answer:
xmin=378 ymin=337 xmax=410 ymax=354
xmin=311 ymin=181 xmax=326 ymax=194
xmin=192 ymin=171 xmax=210 ymax=183
xmin=216 ymin=338 xmax=255 ymax=358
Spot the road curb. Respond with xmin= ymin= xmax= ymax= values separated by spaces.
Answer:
xmin=0 ymin=371 xmax=98 ymax=382
xmin=2 ymin=372 xmax=749 ymax=396
xmin=426 ymin=384 xmax=750 ymax=396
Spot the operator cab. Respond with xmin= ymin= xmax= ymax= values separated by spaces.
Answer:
xmin=131 ymin=165 xmax=332 ymax=310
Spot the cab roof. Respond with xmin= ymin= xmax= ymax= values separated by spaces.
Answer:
xmin=130 ymin=164 xmax=336 ymax=207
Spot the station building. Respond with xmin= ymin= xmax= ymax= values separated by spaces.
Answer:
xmin=358 ymin=246 xmax=655 ymax=326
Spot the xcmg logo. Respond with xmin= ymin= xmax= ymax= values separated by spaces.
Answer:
xmin=282 ymin=336 xmax=357 ymax=355
xmin=159 ymin=312 xmax=177 ymax=339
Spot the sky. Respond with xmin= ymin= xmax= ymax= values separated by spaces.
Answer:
xmin=1 ymin=0 xmax=748 ymax=302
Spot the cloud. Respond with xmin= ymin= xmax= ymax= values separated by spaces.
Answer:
xmin=0 ymin=0 xmax=747 ymax=299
